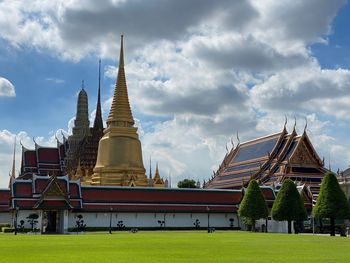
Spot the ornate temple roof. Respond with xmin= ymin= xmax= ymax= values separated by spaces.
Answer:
xmin=205 ymin=126 xmax=327 ymax=196
xmin=19 ymin=141 xmax=64 ymax=179
xmin=11 ymin=175 xmax=82 ymax=210
xmin=7 ymin=176 xmax=240 ymax=213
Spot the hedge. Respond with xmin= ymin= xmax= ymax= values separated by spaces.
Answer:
xmin=2 ymin=227 xmax=14 ymax=233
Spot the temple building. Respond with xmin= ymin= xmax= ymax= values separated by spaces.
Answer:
xmin=69 ymin=64 xmax=104 ymax=185
xmin=0 ymin=35 xmax=321 ymax=234
xmin=337 ymin=169 xmax=350 ymax=201
xmin=15 ymin=37 xmax=164 ymax=188
xmin=91 ymin=35 xmax=151 ymax=187
xmin=65 ymin=84 xmax=91 ymax=176
xmin=204 ymin=123 xmax=328 ymax=197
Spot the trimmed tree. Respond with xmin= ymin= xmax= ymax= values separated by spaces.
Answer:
xmin=272 ymin=179 xmax=307 ymax=234
xmin=313 ymin=172 xmax=350 ymax=236
xmin=177 ymin=179 xmax=196 ymax=188
xmin=238 ymin=180 xmax=268 ymax=231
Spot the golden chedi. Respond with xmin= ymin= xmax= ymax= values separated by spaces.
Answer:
xmin=91 ymin=35 xmax=148 ymax=186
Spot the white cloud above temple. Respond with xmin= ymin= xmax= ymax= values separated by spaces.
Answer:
xmin=0 ymin=0 xmax=350 ymax=187
xmin=0 ymin=77 xmax=15 ymax=97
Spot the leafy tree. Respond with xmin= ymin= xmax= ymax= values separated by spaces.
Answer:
xmin=272 ymin=179 xmax=307 ymax=234
xmin=313 ymin=172 xmax=350 ymax=236
xmin=177 ymin=179 xmax=196 ymax=188
xmin=238 ymin=180 xmax=268 ymax=231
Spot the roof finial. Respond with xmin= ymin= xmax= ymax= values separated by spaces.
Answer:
xmin=99 ymin=59 xmax=101 ymax=86
xmin=293 ymin=116 xmax=297 ymax=132
xmin=236 ymin=131 xmax=240 ymax=145
xmin=230 ymin=137 xmax=234 ymax=148
xmin=81 ymin=80 xmax=85 ymax=90
xmin=149 ymin=155 xmax=152 ymax=179
xmin=120 ymin=34 xmax=124 ymax=67
xmin=284 ymin=115 xmax=288 ymax=130
xmin=304 ymin=116 xmax=308 ymax=133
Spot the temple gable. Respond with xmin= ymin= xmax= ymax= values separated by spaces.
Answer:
xmin=289 ymin=139 xmax=320 ymax=166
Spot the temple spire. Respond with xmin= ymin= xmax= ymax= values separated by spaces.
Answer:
xmin=154 ymin=162 xmax=160 ymax=179
xmin=11 ymin=137 xmax=16 ymax=179
xmin=149 ymin=156 xmax=152 ymax=179
xmin=93 ymin=59 xmax=104 ymax=130
xmin=107 ymin=35 xmax=134 ymax=127
xmin=9 ymin=137 xmax=16 ymax=188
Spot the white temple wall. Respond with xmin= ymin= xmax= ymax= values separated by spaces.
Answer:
xmin=15 ymin=210 xmax=42 ymax=230
xmin=0 ymin=212 xmax=12 ymax=225
xmin=68 ymin=212 xmax=238 ymax=229
xmin=256 ymin=218 xmax=290 ymax=233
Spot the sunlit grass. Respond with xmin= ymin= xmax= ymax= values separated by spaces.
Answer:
xmin=0 ymin=231 xmax=349 ymax=263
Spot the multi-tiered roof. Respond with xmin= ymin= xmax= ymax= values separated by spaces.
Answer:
xmin=205 ymin=125 xmax=327 ymax=196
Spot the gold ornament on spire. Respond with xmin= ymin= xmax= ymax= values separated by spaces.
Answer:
xmin=107 ymin=35 xmax=134 ymax=128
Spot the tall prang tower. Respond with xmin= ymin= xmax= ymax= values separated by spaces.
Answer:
xmin=70 ymin=60 xmax=105 ymax=184
xmin=65 ymin=83 xmax=91 ymax=175
xmin=91 ymin=35 xmax=148 ymax=186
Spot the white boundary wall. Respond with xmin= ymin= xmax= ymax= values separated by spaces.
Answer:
xmin=1 ymin=211 xmax=291 ymax=233
xmin=69 ymin=212 xmax=239 ymax=229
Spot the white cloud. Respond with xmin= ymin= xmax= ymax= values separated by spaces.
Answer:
xmin=251 ymin=66 xmax=350 ymax=119
xmin=0 ymin=77 xmax=15 ymax=97
xmin=0 ymin=0 xmax=349 ymax=187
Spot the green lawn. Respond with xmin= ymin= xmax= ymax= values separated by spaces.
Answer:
xmin=0 ymin=231 xmax=349 ymax=262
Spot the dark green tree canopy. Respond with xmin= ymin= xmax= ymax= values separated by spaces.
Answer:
xmin=272 ymin=179 xmax=307 ymax=222
xmin=238 ymin=180 xmax=268 ymax=221
xmin=177 ymin=179 xmax=197 ymax=188
xmin=313 ymin=172 xmax=350 ymax=219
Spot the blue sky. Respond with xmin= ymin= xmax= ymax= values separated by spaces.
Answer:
xmin=311 ymin=2 xmax=350 ymax=69
xmin=0 ymin=0 xmax=350 ymax=188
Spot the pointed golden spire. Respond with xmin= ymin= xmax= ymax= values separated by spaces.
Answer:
xmin=153 ymin=162 xmax=160 ymax=180
xmin=107 ymin=35 xmax=134 ymax=127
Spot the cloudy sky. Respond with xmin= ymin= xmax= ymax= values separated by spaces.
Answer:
xmin=1 ymin=0 xmax=350 ymax=188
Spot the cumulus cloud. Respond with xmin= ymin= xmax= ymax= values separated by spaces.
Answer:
xmin=0 ymin=0 xmax=349 ymax=187
xmin=251 ymin=66 xmax=350 ymax=118
xmin=0 ymin=77 xmax=15 ymax=97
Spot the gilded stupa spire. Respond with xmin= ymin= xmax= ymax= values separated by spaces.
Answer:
xmin=154 ymin=162 xmax=160 ymax=180
xmin=92 ymin=35 xmax=163 ymax=187
xmin=107 ymin=35 xmax=134 ymax=127
xmin=93 ymin=59 xmax=104 ymax=130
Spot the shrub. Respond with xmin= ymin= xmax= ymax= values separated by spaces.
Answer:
xmin=2 ymin=227 xmax=15 ymax=233
xmin=238 ymin=180 xmax=268 ymax=231
xmin=272 ymin=179 xmax=307 ymax=234
xmin=313 ymin=172 xmax=350 ymax=236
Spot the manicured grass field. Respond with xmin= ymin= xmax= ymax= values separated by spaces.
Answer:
xmin=0 ymin=231 xmax=349 ymax=262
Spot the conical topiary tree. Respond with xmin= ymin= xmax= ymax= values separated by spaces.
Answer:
xmin=272 ymin=179 xmax=307 ymax=234
xmin=313 ymin=172 xmax=350 ymax=236
xmin=238 ymin=180 xmax=268 ymax=231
